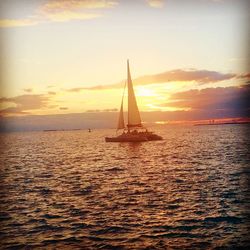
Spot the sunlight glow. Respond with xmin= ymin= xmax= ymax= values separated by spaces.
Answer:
xmin=136 ymin=87 xmax=157 ymax=97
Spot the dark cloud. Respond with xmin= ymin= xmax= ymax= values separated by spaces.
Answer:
xmin=0 ymin=107 xmax=29 ymax=116
xmin=162 ymin=84 xmax=250 ymax=117
xmin=0 ymin=94 xmax=50 ymax=115
xmin=66 ymin=69 xmax=237 ymax=92
xmin=237 ymin=73 xmax=250 ymax=79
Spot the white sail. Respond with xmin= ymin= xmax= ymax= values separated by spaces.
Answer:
xmin=127 ymin=60 xmax=142 ymax=128
xmin=117 ymin=100 xmax=125 ymax=130
xmin=117 ymin=80 xmax=126 ymax=130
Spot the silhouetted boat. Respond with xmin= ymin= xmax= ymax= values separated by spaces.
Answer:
xmin=105 ymin=60 xmax=163 ymax=142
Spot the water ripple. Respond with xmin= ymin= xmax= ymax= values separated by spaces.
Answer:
xmin=0 ymin=125 xmax=249 ymax=249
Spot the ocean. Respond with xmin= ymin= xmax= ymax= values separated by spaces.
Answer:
xmin=0 ymin=124 xmax=249 ymax=249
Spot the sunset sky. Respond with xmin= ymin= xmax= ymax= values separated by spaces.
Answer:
xmin=0 ymin=0 xmax=249 ymax=127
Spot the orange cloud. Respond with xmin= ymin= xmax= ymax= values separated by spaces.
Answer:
xmin=134 ymin=69 xmax=236 ymax=85
xmin=0 ymin=94 xmax=51 ymax=115
xmin=42 ymin=11 xmax=101 ymax=22
xmin=0 ymin=0 xmax=117 ymax=28
xmin=48 ymin=91 xmax=57 ymax=95
xmin=40 ymin=0 xmax=117 ymax=13
xmin=146 ymin=0 xmax=164 ymax=8
xmin=66 ymin=69 xmax=237 ymax=92
xmin=0 ymin=18 xmax=39 ymax=28
xmin=86 ymin=108 xmax=118 ymax=112
xmin=23 ymin=88 xmax=33 ymax=93
xmin=59 ymin=107 xmax=68 ymax=110
xmin=38 ymin=0 xmax=117 ymax=22
xmin=66 ymin=85 xmax=115 ymax=92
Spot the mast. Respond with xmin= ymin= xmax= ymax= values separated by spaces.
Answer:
xmin=127 ymin=60 xmax=142 ymax=129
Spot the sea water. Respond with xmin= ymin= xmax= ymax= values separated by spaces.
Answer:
xmin=0 ymin=125 xmax=249 ymax=249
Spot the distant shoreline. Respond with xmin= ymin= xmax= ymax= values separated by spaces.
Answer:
xmin=194 ymin=122 xmax=250 ymax=126
xmin=43 ymin=128 xmax=84 ymax=132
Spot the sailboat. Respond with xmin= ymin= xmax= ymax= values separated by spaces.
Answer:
xmin=105 ymin=60 xmax=163 ymax=142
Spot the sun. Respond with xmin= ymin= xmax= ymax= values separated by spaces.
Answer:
xmin=135 ymin=86 xmax=158 ymax=97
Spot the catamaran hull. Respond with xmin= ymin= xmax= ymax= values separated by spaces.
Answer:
xmin=105 ymin=136 xmax=148 ymax=142
xmin=105 ymin=133 xmax=163 ymax=142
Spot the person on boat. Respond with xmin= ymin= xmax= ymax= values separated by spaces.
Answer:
xmin=132 ymin=130 xmax=138 ymax=134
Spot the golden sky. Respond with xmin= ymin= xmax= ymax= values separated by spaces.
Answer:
xmin=0 ymin=0 xmax=249 ymax=121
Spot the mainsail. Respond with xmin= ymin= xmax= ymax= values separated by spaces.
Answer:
xmin=127 ymin=60 xmax=142 ymax=128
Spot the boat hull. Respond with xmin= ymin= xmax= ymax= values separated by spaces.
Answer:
xmin=105 ymin=132 xmax=163 ymax=142
xmin=105 ymin=136 xmax=148 ymax=142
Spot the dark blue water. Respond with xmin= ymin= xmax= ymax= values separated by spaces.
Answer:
xmin=0 ymin=125 xmax=249 ymax=249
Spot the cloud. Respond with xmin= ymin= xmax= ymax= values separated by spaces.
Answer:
xmin=40 ymin=0 xmax=117 ymax=13
xmin=59 ymin=107 xmax=68 ymax=110
xmin=146 ymin=0 xmax=164 ymax=8
xmin=66 ymin=87 xmax=87 ymax=92
xmin=45 ymin=0 xmax=115 ymax=10
xmin=0 ymin=94 xmax=51 ymax=115
xmin=48 ymin=91 xmax=56 ymax=95
xmin=134 ymin=69 xmax=236 ymax=85
xmin=48 ymin=105 xmax=58 ymax=109
xmin=0 ymin=19 xmax=39 ymax=28
xmin=23 ymin=88 xmax=33 ymax=93
xmin=42 ymin=11 xmax=101 ymax=22
xmin=237 ymin=73 xmax=250 ymax=79
xmin=0 ymin=0 xmax=230 ymax=28
xmin=162 ymin=84 xmax=250 ymax=116
xmin=0 ymin=107 xmax=29 ymax=115
xmin=86 ymin=108 xmax=118 ymax=112
xmin=67 ymin=69 xmax=236 ymax=92
xmin=66 ymin=84 xmax=117 ymax=92
xmin=0 ymin=0 xmax=118 ymax=28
